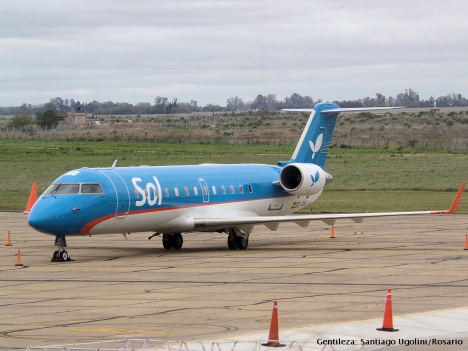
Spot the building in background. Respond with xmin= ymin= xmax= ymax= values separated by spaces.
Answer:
xmin=58 ymin=107 xmax=86 ymax=124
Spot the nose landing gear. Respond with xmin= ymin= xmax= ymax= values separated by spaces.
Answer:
xmin=52 ymin=235 xmax=72 ymax=262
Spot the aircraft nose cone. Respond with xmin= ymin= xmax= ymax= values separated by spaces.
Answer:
xmin=27 ymin=196 xmax=86 ymax=236
xmin=28 ymin=206 xmax=54 ymax=234
xmin=27 ymin=197 xmax=71 ymax=235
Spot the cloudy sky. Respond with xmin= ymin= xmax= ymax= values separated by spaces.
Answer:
xmin=1 ymin=0 xmax=467 ymax=107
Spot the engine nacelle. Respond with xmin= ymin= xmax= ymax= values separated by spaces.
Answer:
xmin=279 ymin=163 xmax=333 ymax=196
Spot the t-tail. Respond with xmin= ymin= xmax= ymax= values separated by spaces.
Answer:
xmin=283 ymin=103 xmax=406 ymax=168
xmin=287 ymin=102 xmax=339 ymax=168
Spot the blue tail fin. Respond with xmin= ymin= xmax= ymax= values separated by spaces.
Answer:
xmin=288 ymin=102 xmax=339 ymax=168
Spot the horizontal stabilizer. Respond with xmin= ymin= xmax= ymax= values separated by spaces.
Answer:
xmin=283 ymin=106 xmax=405 ymax=114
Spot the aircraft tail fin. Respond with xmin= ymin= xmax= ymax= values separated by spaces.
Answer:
xmin=283 ymin=104 xmax=405 ymax=168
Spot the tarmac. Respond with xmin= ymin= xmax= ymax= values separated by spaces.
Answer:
xmin=1 ymin=212 xmax=468 ymax=350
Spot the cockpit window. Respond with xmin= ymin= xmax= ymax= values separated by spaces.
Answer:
xmin=42 ymin=183 xmax=104 ymax=196
xmin=42 ymin=183 xmax=60 ymax=196
xmin=81 ymin=183 xmax=103 ymax=194
xmin=55 ymin=183 xmax=80 ymax=194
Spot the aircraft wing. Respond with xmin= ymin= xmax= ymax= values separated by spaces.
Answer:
xmin=194 ymin=181 xmax=465 ymax=230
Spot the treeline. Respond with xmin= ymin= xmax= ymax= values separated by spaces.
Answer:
xmin=1 ymin=89 xmax=467 ymax=116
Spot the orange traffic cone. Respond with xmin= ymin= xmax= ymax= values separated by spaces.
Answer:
xmin=6 ymin=231 xmax=12 ymax=246
xmin=15 ymin=248 xmax=24 ymax=267
xmin=377 ymin=289 xmax=399 ymax=332
xmin=262 ymin=301 xmax=285 ymax=347
xmin=464 ymin=234 xmax=468 ymax=251
xmin=23 ymin=183 xmax=37 ymax=214
xmin=330 ymin=225 xmax=335 ymax=239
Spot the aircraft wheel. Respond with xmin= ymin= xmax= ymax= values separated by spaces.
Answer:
xmin=162 ymin=234 xmax=173 ymax=249
xmin=172 ymin=234 xmax=183 ymax=249
xmin=60 ymin=250 xmax=69 ymax=261
xmin=227 ymin=237 xmax=238 ymax=250
xmin=52 ymin=250 xmax=60 ymax=260
xmin=236 ymin=236 xmax=249 ymax=250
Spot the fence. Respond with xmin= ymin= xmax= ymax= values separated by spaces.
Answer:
xmin=1 ymin=129 xmax=467 ymax=151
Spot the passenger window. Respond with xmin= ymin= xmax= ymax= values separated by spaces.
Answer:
xmin=134 ymin=189 xmax=139 ymax=198
xmin=193 ymin=187 xmax=199 ymax=196
xmin=239 ymin=185 xmax=244 ymax=194
xmin=174 ymin=187 xmax=179 ymax=196
xmin=249 ymin=184 xmax=253 ymax=193
xmin=202 ymin=186 xmax=208 ymax=195
xmin=184 ymin=187 xmax=189 ymax=196
xmin=164 ymin=188 xmax=169 ymax=197
xmin=212 ymin=186 xmax=217 ymax=195
xmin=81 ymin=183 xmax=103 ymax=194
xmin=55 ymin=183 xmax=80 ymax=194
xmin=230 ymin=185 xmax=234 ymax=194
xmin=221 ymin=185 xmax=226 ymax=194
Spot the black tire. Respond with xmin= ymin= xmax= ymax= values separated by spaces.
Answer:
xmin=60 ymin=250 xmax=69 ymax=261
xmin=172 ymin=234 xmax=183 ymax=249
xmin=53 ymin=250 xmax=60 ymax=259
xmin=162 ymin=234 xmax=173 ymax=249
xmin=227 ymin=237 xmax=238 ymax=250
xmin=235 ymin=236 xmax=249 ymax=250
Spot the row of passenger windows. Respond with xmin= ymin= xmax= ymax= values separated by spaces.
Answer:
xmin=135 ymin=184 xmax=254 ymax=198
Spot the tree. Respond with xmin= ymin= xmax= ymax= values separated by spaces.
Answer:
xmin=36 ymin=110 xmax=58 ymax=130
xmin=48 ymin=97 xmax=69 ymax=112
xmin=166 ymin=98 xmax=178 ymax=114
xmin=251 ymin=94 xmax=266 ymax=110
xmin=265 ymin=94 xmax=279 ymax=109
xmin=375 ymin=93 xmax=386 ymax=107
xmin=283 ymin=93 xmax=315 ymax=109
xmin=154 ymin=96 xmax=168 ymax=113
xmin=396 ymin=88 xmax=420 ymax=107
xmin=362 ymin=96 xmax=377 ymax=107
xmin=226 ymin=96 xmax=244 ymax=111
xmin=8 ymin=114 xmax=34 ymax=128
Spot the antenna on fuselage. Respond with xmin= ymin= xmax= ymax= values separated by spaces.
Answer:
xmin=111 ymin=160 xmax=117 ymax=168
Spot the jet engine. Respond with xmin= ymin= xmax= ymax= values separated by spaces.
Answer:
xmin=279 ymin=163 xmax=333 ymax=196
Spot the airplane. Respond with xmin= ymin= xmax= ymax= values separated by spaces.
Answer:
xmin=27 ymin=102 xmax=465 ymax=261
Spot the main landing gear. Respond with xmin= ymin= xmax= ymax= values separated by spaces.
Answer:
xmin=162 ymin=233 xmax=183 ymax=249
xmin=52 ymin=235 xmax=72 ymax=262
xmin=227 ymin=227 xmax=249 ymax=250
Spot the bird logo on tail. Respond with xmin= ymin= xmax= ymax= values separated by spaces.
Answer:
xmin=309 ymin=133 xmax=323 ymax=159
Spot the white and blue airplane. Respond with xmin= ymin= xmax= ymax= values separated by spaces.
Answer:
xmin=27 ymin=102 xmax=465 ymax=261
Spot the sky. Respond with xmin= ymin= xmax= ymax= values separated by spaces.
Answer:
xmin=1 ymin=0 xmax=467 ymax=107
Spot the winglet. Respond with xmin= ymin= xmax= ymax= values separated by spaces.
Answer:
xmin=447 ymin=181 xmax=465 ymax=213
xmin=431 ymin=181 xmax=465 ymax=214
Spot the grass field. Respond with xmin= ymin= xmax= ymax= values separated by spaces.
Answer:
xmin=0 ymin=139 xmax=466 ymax=213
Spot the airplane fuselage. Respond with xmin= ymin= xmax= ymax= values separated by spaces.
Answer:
xmin=28 ymin=163 xmax=320 ymax=236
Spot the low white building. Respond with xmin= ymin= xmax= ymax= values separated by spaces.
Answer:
xmin=59 ymin=108 xmax=86 ymax=124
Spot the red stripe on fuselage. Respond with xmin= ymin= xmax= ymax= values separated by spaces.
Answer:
xmin=79 ymin=196 xmax=288 ymax=234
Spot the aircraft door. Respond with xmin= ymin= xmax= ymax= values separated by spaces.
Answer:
xmin=100 ymin=170 xmax=130 ymax=218
xmin=198 ymin=178 xmax=209 ymax=203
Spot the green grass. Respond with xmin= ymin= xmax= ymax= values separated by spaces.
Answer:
xmin=0 ymin=139 xmax=466 ymax=212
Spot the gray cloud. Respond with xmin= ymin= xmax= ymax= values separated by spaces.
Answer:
xmin=1 ymin=0 xmax=467 ymax=106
